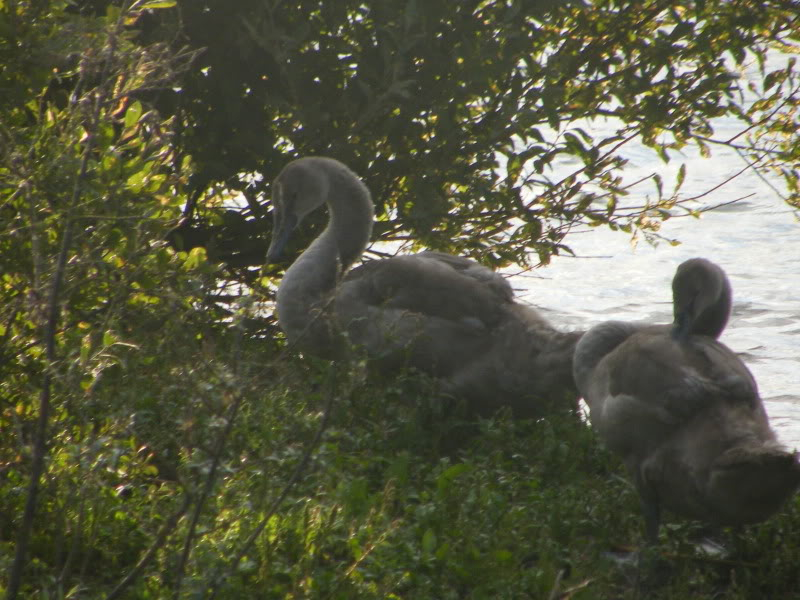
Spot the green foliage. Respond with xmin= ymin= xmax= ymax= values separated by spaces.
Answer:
xmin=139 ymin=0 xmax=800 ymax=270
xmin=1 ymin=1 xmax=800 ymax=598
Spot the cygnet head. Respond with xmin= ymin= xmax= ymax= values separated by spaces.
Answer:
xmin=672 ymin=257 xmax=732 ymax=339
xmin=267 ymin=158 xmax=332 ymax=262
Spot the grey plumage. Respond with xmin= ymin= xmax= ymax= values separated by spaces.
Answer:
xmin=574 ymin=257 xmax=800 ymax=543
xmin=267 ymin=156 xmax=581 ymax=417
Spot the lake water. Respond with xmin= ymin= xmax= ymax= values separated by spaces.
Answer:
xmin=515 ymin=60 xmax=800 ymax=449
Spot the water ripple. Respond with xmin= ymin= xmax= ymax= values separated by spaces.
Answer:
xmin=515 ymin=120 xmax=800 ymax=448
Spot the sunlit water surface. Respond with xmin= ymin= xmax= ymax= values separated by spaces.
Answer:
xmin=514 ymin=90 xmax=800 ymax=449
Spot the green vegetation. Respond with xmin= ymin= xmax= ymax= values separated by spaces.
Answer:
xmin=1 ymin=1 xmax=799 ymax=598
xmin=4 ymin=352 xmax=800 ymax=598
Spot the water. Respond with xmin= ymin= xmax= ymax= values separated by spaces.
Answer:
xmin=514 ymin=73 xmax=800 ymax=448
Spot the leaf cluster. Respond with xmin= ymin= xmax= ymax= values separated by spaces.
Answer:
xmin=138 ymin=0 xmax=800 ymax=271
xmin=1 ymin=1 xmax=800 ymax=598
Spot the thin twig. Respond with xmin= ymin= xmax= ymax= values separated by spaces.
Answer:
xmin=321 ymin=518 xmax=401 ymax=600
xmin=524 ymin=132 xmax=639 ymax=211
xmin=104 ymin=493 xmax=193 ymax=600
xmin=546 ymin=568 xmax=565 ymax=600
xmin=171 ymin=386 xmax=247 ymax=598
xmin=206 ymin=366 xmax=339 ymax=599
xmin=5 ymin=20 xmax=120 ymax=598
xmin=6 ymin=200 xmax=76 ymax=600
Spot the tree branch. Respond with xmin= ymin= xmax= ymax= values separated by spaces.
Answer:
xmin=5 ymin=16 xmax=122 ymax=600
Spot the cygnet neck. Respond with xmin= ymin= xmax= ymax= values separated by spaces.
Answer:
xmin=672 ymin=258 xmax=731 ymax=340
xmin=275 ymin=158 xmax=374 ymax=350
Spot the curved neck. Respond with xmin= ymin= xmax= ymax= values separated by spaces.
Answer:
xmin=323 ymin=160 xmax=375 ymax=271
xmin=687 ymin=282 xmax=731 ymax=338
xmin=276 ymin=160 xmax=374 ymax=348
xmin=672 ymin=259 xmax=731 ymax=340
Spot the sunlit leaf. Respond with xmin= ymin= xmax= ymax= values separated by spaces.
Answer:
xmin=124 ymin=101 xmax=143 ymax=129
xmin=421 ymin=528 xmax=437 ymax=555
xmin=135 ymin=0 xmax=177 ymax=9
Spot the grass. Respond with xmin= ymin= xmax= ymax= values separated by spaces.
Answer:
xmin=3 ymin=353 xmax=800 ymax=599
